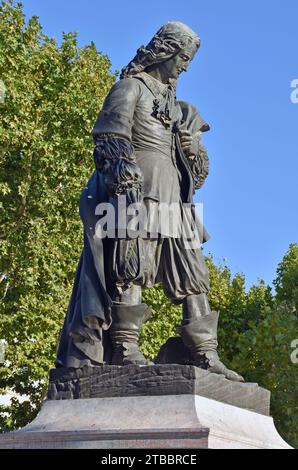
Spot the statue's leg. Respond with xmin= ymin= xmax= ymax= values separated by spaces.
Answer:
xmin=159 ymin=238 xmax=244 ymax=382
xmin=106 ymin=235 xmax=159 ymax=365
xmin=179 ymin=294 xmax=244 ymax=382
xmin=112 ymin=284 xmax=142 ymax=305
xmin=109 ymin=296 xmax=153 ymax=366
xmin=109 ymin=250 xmax=158 ymax=366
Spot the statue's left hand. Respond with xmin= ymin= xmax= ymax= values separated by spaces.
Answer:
xmin=179 ymin=129 xmax=200 ymax=158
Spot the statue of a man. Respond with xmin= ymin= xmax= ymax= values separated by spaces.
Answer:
xmin=56 ymin=21 xmax=243 ymax=382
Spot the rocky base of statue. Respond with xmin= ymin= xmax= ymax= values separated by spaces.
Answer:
xmin=0 ymin=364 xmax=292 ymax=449
xmin=46 ymin=364 xmax=269 ymax=414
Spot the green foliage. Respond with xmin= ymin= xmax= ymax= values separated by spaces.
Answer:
xmin=231 ymin=304 xmax=298 ymax=448
xmin=274 ymin=243 xmax=298 ymax=312
xmin=0 ymin=0 xmax=116 ymax=429
xmin=0 ymin=0 xmax=297 ymax=449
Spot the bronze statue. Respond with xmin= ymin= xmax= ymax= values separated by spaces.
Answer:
xmin=56 ymin=21 xmax=243 ymax=382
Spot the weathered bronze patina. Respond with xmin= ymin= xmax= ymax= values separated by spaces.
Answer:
xmin=56 ymin=21 xmax=243 ymax=382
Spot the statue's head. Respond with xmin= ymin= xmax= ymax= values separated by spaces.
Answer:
xmin=121 ymin=21 xmax=200 ymax=82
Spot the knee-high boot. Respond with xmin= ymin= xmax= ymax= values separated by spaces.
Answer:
xmin=178 ymin=294 xmax=244 ymax=382
xmin=109 ymin=303 xmax=153 ymax=366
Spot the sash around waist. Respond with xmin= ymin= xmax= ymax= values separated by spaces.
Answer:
xmin=133 ymin=143 xmax=175 ymax=160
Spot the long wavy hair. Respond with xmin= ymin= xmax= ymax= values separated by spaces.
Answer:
xmin=121 ymin=21 xmax=200 ymax=79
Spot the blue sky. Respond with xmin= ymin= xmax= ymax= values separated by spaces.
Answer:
xmin=21 ymin=0 xmax=298 ymax=289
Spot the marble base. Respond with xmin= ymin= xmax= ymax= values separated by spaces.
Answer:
xmin=0 ymin=394 xmax=292 ymax=449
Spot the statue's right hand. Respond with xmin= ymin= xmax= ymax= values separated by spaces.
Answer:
xmin=105 ymin=159 xmax=144 ymax=202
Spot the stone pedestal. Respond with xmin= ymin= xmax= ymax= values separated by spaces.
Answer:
xmin=0 ymin=365 xmax=292 ymax=449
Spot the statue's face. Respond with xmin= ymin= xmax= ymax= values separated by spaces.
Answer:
xmin=159 ymin=42 xmax=198 ymax=81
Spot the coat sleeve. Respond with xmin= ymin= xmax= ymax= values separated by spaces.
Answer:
xmin=92 ymin=78 xmax=142 ymax=142
xmin=92 ymin=78 xmax=144 ymax=200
